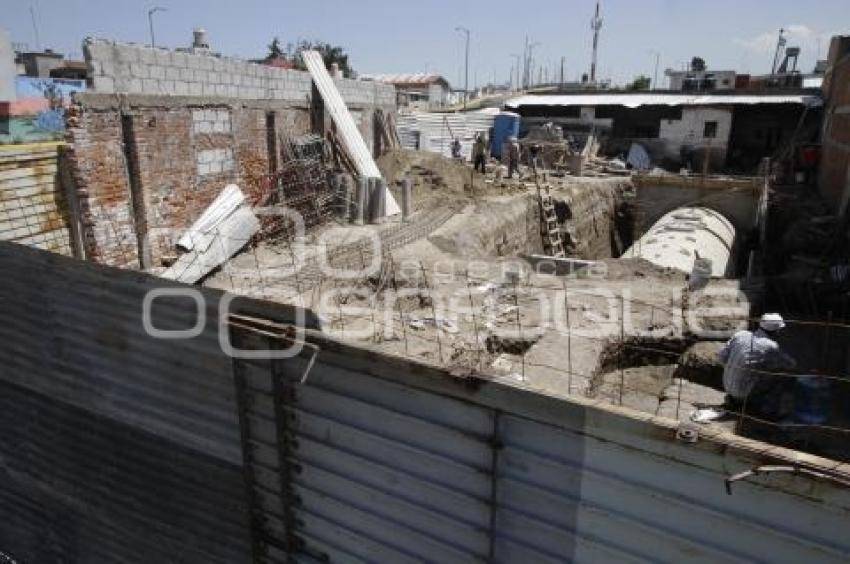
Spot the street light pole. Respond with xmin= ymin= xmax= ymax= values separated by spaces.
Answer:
xmin=510 ymin=54 xmax=521 ymax=91
xmin=527 ymin=42 xmax=541 ymax=88
xmin=148 ymin=7 xmax=167 ymax=48
xmin=456 ymin=26 xmax=470 ymax=109
xmin=651 ymin=50 xmax=660 ymax=90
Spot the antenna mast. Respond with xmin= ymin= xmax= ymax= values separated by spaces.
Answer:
xmin=590 ymin=0 xmax=603 ymax=84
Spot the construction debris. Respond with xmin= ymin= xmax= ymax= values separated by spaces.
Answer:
xmin=161 ymin=185 xmax=259 ymax=284
xmin=302 ymin=50 xmax=401 ymax=217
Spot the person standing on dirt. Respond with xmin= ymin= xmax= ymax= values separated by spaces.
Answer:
xmin=472 ymin=133 xmax=487 ymax=174
xmin=451 ymin=138 xmax=462 ymax=159
xmin=718 ymin=313 xmax=796 ymax=418
xmin=505 ymin=136 xmax=520 ymax=179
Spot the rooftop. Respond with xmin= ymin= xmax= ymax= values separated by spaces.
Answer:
xmin=362 ymin=73 xmax=450 ymax=88
xmin=505 ymin=91 xmax=824 ymax=109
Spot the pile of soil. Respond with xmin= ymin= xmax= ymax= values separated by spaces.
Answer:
xmin=377 ymin=150 xmax=488 ymax=205
xmin=674 ymin=341 xmax=724 ymax=389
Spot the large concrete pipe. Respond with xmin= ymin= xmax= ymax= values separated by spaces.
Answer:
xmin=623 ymin=207 xmax=735 ymax=278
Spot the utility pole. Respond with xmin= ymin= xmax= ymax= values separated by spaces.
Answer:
xmin=523 ymin=36 xmax=530 ymax=89
xmin=527 ymin=41 xmax=541 ymax=88
xmin=510 ymin=54 xmax=521 ymax=91
xmin=771 ymin=28 xmax=786 ymax=76
xmin=148 ymin=6 xmax=167 ymax=48
xmin=29 ymin=5 xmax=41 ymax=51
xmin=456 ymin=26 xmax=470 ymax=109
xmin=590 ymin=0 xmax=603 ymax=84
xmin=651 ymin=50 xmax=660 ymax=90
xmin=560 ymin=56 xmax=565 ymax=90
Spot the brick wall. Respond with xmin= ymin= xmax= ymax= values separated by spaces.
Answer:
xmin=84 ymin=38 xmax=396 ymax=108
xmin=0 ymin=145 xmax=75 ymax=255
xmin=59 ymin=38 xmax=397 ymax=270
xmin=64 ymin=94 xmax=319 ymax=268
xmin=64 ymin=109 xmax=141 ymax=268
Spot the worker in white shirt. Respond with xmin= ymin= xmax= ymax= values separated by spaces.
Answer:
xmin=718 ymin=313 xmax=797 ymax=417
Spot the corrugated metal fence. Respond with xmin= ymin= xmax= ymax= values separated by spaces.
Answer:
xmin=0 ymin=242 xmax=309 ymax=563
xmin=2 ymin=242 xmax=850 ymax=563
xmin=235 ymin=320 xmax=850 ymax=564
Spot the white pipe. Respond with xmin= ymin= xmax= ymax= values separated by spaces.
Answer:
xmin=623 ymin=207 xmax=735 ymax=277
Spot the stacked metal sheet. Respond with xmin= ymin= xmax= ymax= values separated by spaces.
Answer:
xmin=396 ymin=110 xmax=497 ymax=159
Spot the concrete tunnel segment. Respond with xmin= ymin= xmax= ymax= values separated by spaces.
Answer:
xmin=623 ymin=206 xmax=736 ymax=277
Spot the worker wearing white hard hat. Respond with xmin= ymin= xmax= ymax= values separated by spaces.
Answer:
xmin=718 ymin=313 xmax=796 ymax=417
xmin=758 ymin=313 xmax=786 ymax=332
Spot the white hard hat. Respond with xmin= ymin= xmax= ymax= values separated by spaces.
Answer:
xmin=759 ymin=313 xmax=786 ymax=332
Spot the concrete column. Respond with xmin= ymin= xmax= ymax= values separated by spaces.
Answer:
xmin=369 ymin=178 xmax=386 ymax=224
xmin=401 ymin=178 xmax=412 ymax=222
xmin=354 ymin=176 xmax=368 ymax=225
xmin=335 ymin=174 xmax=351 ymax=222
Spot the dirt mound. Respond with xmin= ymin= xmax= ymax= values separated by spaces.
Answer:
xmin=377 ymin=150 xmax=487 ymax=200
xmin=675 ymin=341 xmax=724 ymax=389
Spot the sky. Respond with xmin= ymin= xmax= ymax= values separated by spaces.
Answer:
xmin=4 ymin=0 xmax=848 ymax=88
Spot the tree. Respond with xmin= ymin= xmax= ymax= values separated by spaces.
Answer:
xmin=267 ymin=37 xmax=284 ymax=59
xmin=627 ymin=75 xmax=651 ymax=91
xmin=292 ymin=41 xmax=354 ymax=78
xmin=690 ymin=56 xmax=707 ymax=72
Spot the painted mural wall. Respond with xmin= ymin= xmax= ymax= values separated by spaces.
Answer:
xmin=0 ymin=76 xmax=85 ymax=143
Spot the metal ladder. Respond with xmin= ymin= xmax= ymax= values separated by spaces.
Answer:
xmin=538 ymin=183 xmax=565 ymax=258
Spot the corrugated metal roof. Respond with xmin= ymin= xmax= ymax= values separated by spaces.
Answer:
xmin=505 ymin=92 xmax=823 ymax=109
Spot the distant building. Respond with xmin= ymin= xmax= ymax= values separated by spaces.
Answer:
xmin=15 ymin=49 xmax=65 ymax=78
xmin=665 ymin=69 xmax=737 ymax=91
xmin=261 ymin=55 xmax=295 ymax=70
xmin=12 ymin=48 xmax=88 ymax=81
xmin=49 ymin=60 xmax=88 ymax=80
xmin=362 ymin=74 xmax=451 ymax=110
xmin=505 ymin=91 xmax=822 ymax=172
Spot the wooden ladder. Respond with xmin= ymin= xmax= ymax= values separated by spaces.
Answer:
xmin=538 ymin=183 xmax=565 ymax=258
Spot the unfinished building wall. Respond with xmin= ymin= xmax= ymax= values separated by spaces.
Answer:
xmin=65 ymin=98 xmax=284 ymax=268
xmin=52 ymin=39 xmax=397 ymax=269
xmin=63 ymin=89 xmax=385 ymax=269
xmin=64 ymin=108 xmax=140 ymax=267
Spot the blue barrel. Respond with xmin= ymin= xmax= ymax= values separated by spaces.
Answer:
xmin=491 ymin=112 xmax=521 ymax=159
xmin=793 ymin=377 xmax=831 ymax=425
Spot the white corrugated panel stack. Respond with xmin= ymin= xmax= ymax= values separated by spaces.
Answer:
xmin=397 ymin=111 xmax=497 ymax=159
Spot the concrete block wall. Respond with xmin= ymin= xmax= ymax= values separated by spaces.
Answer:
xmin=83 ymin=38 xmax=396 ymax=108
xmin=0 ymin=145 xmax=74 ymax=255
